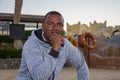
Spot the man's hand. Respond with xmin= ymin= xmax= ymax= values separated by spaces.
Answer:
xmin=50 ymin=34 xmax=64 ymax=51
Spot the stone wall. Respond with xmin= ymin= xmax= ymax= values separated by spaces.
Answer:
xmin=82 ymin=35 xmax=120 ymax=69
xmin=0 ymin=58 xmax=21 ymax=69
xmin=90 ymin=54 xmax=120 ymax=69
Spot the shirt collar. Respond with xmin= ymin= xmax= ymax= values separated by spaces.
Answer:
xmin=42 ymin=31 xmax=47 ymax=41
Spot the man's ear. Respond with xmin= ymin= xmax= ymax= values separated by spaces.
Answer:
xmin=41 ymin=24 xmax=44 ymax=31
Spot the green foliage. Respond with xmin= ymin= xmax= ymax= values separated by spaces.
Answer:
xmin=0 ymin=35 xmax=14 ymax=44
xmin=0 ymin=47 xmax=22 ymax=59
xmin=0 ymin=30 xmax=32 ymax=44
xmin=0 ymin=30 xmax=33 ymax=59
xmin=24 ymin=30 xmax=32 ymax=40
xmin=62 ymin=30 xmax=66 ymax=37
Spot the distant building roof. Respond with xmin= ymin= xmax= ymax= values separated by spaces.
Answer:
xmin=0 ymin=13 xmax=44 ymax=23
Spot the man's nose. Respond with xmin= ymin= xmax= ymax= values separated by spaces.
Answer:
xmin=52 ymin=24 xmax=59 ymax=29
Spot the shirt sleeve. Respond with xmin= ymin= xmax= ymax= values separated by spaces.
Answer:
xmin=66 ymin=43 xmax=89 ymax=80
xmin=21 ymin=40 xmax=57 ymax=80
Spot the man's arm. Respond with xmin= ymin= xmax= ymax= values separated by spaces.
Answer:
xmin=66 ymin=43 xmax=89 ymax=80
xmin=22 ymin=40 xmax=57 ymax=80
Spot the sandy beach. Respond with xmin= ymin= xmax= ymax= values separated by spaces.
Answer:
xmin=0 ymin=67 xmax=120 ymax=80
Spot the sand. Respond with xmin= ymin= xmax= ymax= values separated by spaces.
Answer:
xmin=0 ymin=67 xmax=120 ymax=80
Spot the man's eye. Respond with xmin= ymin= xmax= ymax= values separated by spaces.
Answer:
xmin=57 ymin=23 xmax=63 ymax=27
xmin=47 ymin=22 xmax=53 ymax=25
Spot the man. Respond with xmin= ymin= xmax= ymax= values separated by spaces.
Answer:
xmin=16 ymin=11 xmax=89 ymax=80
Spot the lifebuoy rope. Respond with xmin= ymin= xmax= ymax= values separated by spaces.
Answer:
xmin=80 ymin=32 xmax=96 ymax=49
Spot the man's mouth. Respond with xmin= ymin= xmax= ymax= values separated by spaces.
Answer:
xmin=51 ymin=32 xmax=59 ymax=35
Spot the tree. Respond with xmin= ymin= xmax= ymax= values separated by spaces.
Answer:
xmin=13 ymin=0 xmax=23 ymax=48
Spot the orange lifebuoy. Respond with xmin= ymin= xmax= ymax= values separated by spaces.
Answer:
xmin=78 ymin=35 xmax=84 ymax=47
xmin=80 ymin=32 xmax=96 ymax=49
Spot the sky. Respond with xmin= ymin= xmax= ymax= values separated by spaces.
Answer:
xmin=0 ymin=0 xmax=120 ymax=28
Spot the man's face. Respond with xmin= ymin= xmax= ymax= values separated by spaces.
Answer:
xmin=42 ymin=14 xmax=64 ymax=42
